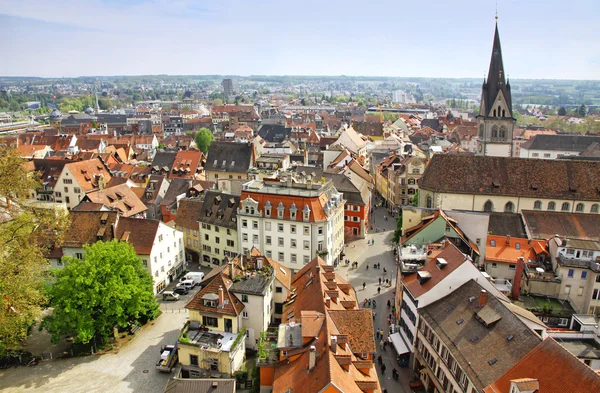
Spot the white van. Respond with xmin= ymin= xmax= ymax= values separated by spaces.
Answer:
xmin=180 ymin=272 xmax=205 ymax=287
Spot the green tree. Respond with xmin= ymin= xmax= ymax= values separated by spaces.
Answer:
xmin=42 ymin=241 xmax=159 ymax=344
xmin=558 ymin=107 xmax=567 ymax=116
xmin=195 ymin=127 xmax=214 ymax=154
xmin=391 ymin=213 xmax=403 ymax=244
xmin=212 ymin=98 xmax=223 ymax=106
xmin=578 ymin=104 xmax=587 ymax=117
xmin=411 ymin=191 xmax=419 ymax=207
xmin=0 ymin=146 xmax=69 ymax=354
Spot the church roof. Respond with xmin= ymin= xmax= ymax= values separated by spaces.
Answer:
xmin=481 ymin=23 xmax=513 ymax=118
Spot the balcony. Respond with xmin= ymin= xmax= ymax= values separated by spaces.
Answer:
xmin=491 ymin=278 xmax=512 ymax=294
xmin=557 ymin=254 xmax=600 ymax=273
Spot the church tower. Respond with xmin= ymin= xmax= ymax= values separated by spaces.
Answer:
xmin=476 ymin=21 xmax=515 ymax=157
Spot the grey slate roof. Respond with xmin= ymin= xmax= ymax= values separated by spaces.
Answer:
xmin=257 ymin=123 xmax=292 ymax=143
xmin=487 ymin=213 xmax=527 ymax=237
xmin=94 ymin=113 xmax=127 ymax=125
xmin=421 ymin=119 xmax=440 ymax=131
xmin=198 ymin=190 xmax=240 ymax=230
xmin=421 ymin=279 xmax=541 ymax=390
xmin=161 ymin=178 xmax=192 ymax=208
xmin=205 ymin=142 xmax=253 ymax=173
xmin=151 ymin=151 xmax=178 ymax=172
xmin=520 ymin=134 xmax=600 ymax=152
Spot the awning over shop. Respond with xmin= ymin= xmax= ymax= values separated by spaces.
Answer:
xmin=390 ymin=332 xmax=409 ymax=355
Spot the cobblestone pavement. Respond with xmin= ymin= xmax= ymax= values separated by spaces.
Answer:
xmin=341 ymin=199 xmax=417 ymax=393
xmin=0 ymin=265 xmax=214 ymax=393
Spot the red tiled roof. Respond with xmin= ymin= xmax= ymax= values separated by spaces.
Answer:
xmin=403 ymin=241 xmax=469 ymax=298
xmin=185 ymin=273 xmax=245 ymax=316
xmin=484 ymin=337 xmax=600 ymax=393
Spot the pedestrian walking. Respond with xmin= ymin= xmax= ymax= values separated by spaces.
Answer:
xmin=377 ymin=355 xmax=382 ymax=366
xmin=380 ymin=339 xmax=384 ymax=349
xmin=363 ymin=282 xmax=366 ymax=290
xmin=373 ymin=311 xmax=376 ymax=320
xmin=378 ymin=277 xmax=382 ymax=285
xmin=381 ymin=364 xmax=387 ymax=374
xmin=377 ymin=286 xmax=381 ymax=295
xmin=363 ymin=298 xmax=367 ymax=307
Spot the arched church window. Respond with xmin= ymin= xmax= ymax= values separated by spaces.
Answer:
xmin=479 ymin=124 xmax=484 ymax=137
xmin=492 ymin=125 xmax=498 ymax=138
xmin=502 ymin=109 xmax=506 ymax=117
xmin=499 ymin=125 xmax=507 ymax=139
xmin=498 ymin=105 xmax=501 ymax=115
xmin=504 ymin=201 xmax=515 ymax=213
xmin=493 ymin=109 xmax=497 ymax=117
xmin=483 ymin=200 xmax=493 ymax=212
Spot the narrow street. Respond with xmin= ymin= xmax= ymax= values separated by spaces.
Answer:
xmin=341 ymin=199 xmax=414 ymax=393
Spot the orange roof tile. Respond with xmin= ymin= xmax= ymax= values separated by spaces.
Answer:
xmin=485 ymin=235 xmax=547 ymax=264
xmin=403 ymin=241 xmax=469 ymax=298
xmin=484 ymin=338 xmax=600 ymax=393
xmin=185 ymin=273 xmax=245 ymax=316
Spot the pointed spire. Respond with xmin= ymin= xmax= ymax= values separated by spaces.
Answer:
xmin=480 ymin=22 xmax=513 ymax=118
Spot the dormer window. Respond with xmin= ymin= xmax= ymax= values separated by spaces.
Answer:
xmin=290 ymin=203 xmax=298 ymax=220
xmin=203 ymin=299 xmax=217 ymax=308
xmin=277 ymin=202 xmax=284 ymax=219
xmin=303 ymin=204 xmax=311 ymax=221
xmin=264 ymin=201 xmax=272 ymax=217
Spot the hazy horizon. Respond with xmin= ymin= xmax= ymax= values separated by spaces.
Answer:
xmin=1 ymin=0 xmax=598 ymax=80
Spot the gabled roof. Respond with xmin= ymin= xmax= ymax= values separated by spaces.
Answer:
xmin=420 ymin=155 xmax=600 ymax=201
xmin=484 ymin=337 xmax=600 ymax=393
xmin=521 ymin=210 xmax=600 ymax=241
xmin=151 ymin=151 xmax=178 ymax=172
xmin=114 ymin=217 xmax=160 ymax=255
xmin=485 ymin=235 xmax=547 ymax=264
xmin=199 ymin=191 xmax=239 ymax=229
xmin=520 ymin=134 xmax=600 ymax=152
xmin=403 ymin=241 xmax=470 ymax=298
xmin=272 ymin=257 xmax=380 ymax=393
xmin=163 ymin=378 xmax=235 ymax=393
xmin=205 ymin=142 xmax=253 ymax=173
xmin=175 ymin=198 xmax=204 ymax=230
xmin=64 ymin=158 xmax=112 ymax=192
xmin=33 ymin=159 xmax=70 ymax=189
xmin=62 ymin=211 xmax=119 ymax=248
xmin=421 ymin=279 xmax=541 ymax=390
xmin=169 ymin=150 xmax=203 ymax=180
xmin=161 ymin=178 xmax=192 ymax=208
xmin=84 ymin=183 xmax=147 ymax=217
xmin=185 ymin=273 xmax=245 ymax=316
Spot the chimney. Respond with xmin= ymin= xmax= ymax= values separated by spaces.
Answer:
xmin=309 ymin=346 xmax=316 ymax=371
xmin=331 ymin=336 xmax=338 ymax=353
xmin=478 ymin=290 xmax=488 ymax=307
xmin=512 ymin=257 xmax=525 ymax=300
xmin=219 ymin=285 xmax=224 ymax=306
xmin=228 ymin=258 xmax=234 ymax=278
xmin=506 ymin=235 xmax=511 ymax=245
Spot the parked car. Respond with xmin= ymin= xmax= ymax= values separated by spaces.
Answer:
xmin=173 ymin=286 xmax=189 ymax=295
xmin=162 ymin=291 xmax=180 ymax=301
xmin=176 ymin=280 xmax=194 ymax=291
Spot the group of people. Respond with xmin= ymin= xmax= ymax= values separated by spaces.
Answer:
xmin=344 ymin=259 xmax=359 ymax=269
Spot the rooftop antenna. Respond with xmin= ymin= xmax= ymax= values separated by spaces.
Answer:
xmin=495 ymin=2 xmax=498 ymax=21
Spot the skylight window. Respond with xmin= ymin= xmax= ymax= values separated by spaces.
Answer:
xmin=488 ymin=358 xmax=497 ymax=366
xmin=470 ymin=336 xmax=479 ymax=343
xmin=456 ymin=319 xmax=464 ymax=325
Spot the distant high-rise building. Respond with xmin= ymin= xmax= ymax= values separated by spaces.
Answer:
xmin=476 ymin=21 xmax=515 ymax=157
xmin=392 ymin=90 xmax=415 ymax=104
xmin=222 ymin=78 xmax=233 ymax=97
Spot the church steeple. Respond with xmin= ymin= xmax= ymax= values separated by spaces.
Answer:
xmin=481 ymin=22 xmax=513 ymax=118
xmin=476 ymin=20 xmax=515 ymax=158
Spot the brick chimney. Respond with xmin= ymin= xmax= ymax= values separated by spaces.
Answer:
xmin=309 ymin=345 xmax=316 ymax=371
xmin=478 ymin=290 xmax=488 ymax=308
xmin=219 ymin=285 xmax=224 ymax=306
xmin=512 ymin=257 xmax=525 ymax=300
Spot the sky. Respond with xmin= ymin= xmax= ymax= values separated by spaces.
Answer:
xmin=0 ymin=0 xmax=598 ymax=80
